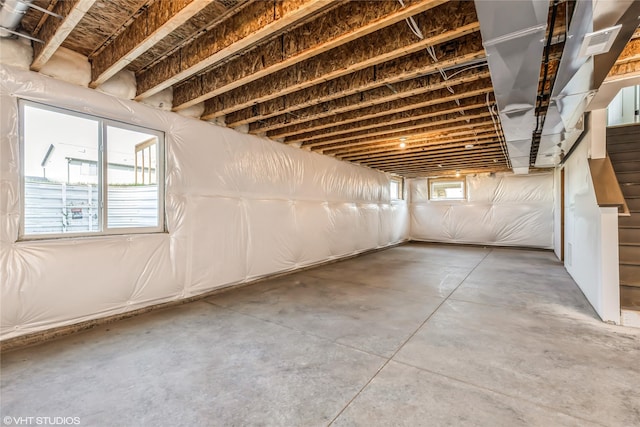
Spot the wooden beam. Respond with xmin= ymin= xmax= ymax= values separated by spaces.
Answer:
xmin=269 ymin=83 xmax=494 ymax=140
xmin=246 ymin=66 xmax=491 ymax=132
xmin=33 ymin=0 xmax=59 ymax=35
xmin=615 ymin=37 xmax=640 ymax=65
xmin=400 ymin=169 xmax=510 ymax=178
xmin=379 ymin=162 xmax=508 ymax=176
xmin=364 ymin=152 xmax=504 ymax=169
xmin=368 ymin=157 xmax=506 ymax=172
xmin=377 ymin=165 xmax=507 ymax=175
xmin=358 ymin=138 xmax=503 ymax=160
xmin=226 ymin=55 xmax=487 ymax=131
xmin=330 ymin=127 xmax=496 ymax=158
xmin=286 ymin=98 xmax=491 ymax=147
xmin=135 ymin=0 xmax=334 ymax=100
xmin=299 ymin=103 xmax=494 ymax=151
xmin=311 ymin=117 xmax=495 ymax=152
xmin=89 ymin=0 xmax=212 ymax=88
xmin=399 ymin=168 xmax=510 ymax=178
xmin=606 ymin=38 xmax=640 ymax=79
xmin=341 ymin=133 xmax=498 ymax=160
xmin=298 ymin=108 xmax=492 ymax=147
xmin=360 ymin=145 xmax=504 ymax=167
xmin=322 ymin=126 xmax=498 ymax=155
xmin=200 ymin=7 xmax=483 ymax=118
xmin=31 ymin=0 xmax=98 ymax=71
xmin=607 ymin=59 xmax=640 ymax=79
xmin=354 ymin=150 xmax=505 ymax=170
xmin=371 ymin=162 xmax=507 ymax=176
xmin=171 ymin=0 xmax=448 ymax=110
xmin=388 ymin=161 xmax=507 ymax=170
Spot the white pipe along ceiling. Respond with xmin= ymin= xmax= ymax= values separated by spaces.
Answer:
xmin=474 ymin=0 xmax=549 ymax=175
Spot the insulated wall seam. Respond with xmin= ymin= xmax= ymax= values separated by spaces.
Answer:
xmin=409 ymin=173 xmax=554 ymax=248
xmin=0 ymin=65 xmax=408 ymax=340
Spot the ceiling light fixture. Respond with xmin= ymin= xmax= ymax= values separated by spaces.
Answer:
xmin=455 ymin=170 xmax=461 ymax=177
xmin=399 ymin=142 xmax=406 ymax=149
xmin=465 ymin=144 xmax=474 ymax=149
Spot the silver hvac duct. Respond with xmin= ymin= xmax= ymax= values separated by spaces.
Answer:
xmin=475 ymin=0 xmax=550 ymax=174
xmin=0 ymin=0 xmax=34 ymax=37
xmin=535 ymin=0 xmax=640 ymax=168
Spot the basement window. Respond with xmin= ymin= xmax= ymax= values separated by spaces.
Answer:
xmin=390 ymin=177 xmax=404 ymax=200
xmin=429 ymin=178 xmax=466 ymax=201
xmin=19 ymin=100 xmax=165 ymax=238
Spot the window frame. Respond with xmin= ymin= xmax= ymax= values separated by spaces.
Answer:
xmin=18 ymin=99 xmax=166 ymax=240
xmin=390 ymin=176 xmax=404 ymax=200
xmin=428 ymin=177 xmax=467 ymax=201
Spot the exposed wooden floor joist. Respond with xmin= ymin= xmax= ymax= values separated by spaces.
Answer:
xmin=135 ymin=0 xmax=336 ymax=100
xmin=298 ymin=109 xmax=493 ymax=147
xmin=311 ymin=118 xmax=497 ymax=152
xmin=266 ymin=81 xmax=494 ymax=140
xmin=360 ymin=146 xmax=505 ymax=167
xmin=89 ymin=0 xmax=212 ymax=87
xmin=341 ymin=134 xmax=499 ymax=161
xmin=31 ymin=0 xmax=98 ymax=71
xmin=232 ymin=62 xmax=490 ymax=129
xmin=321 ymin=125 xmax=498 ymax=155
xmin=18 ymin=0 xmax=638 ymax=178
xmin=246 ymin=66 xmax=490 ymax=132
xmin=171 ymin=0 xmax=449 ymax=110
xmin=219 ymin=42 xmax=485 ymax=128
xmin=200 ymin=15 xmax=484 ymax=119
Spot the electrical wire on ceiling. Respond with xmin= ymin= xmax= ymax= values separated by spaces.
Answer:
xmin=397 ymin=0 xmax=424 ymax=39
xmin=425 ymin=43 xmax=486 ymax=126
xmin=399 ymin=0 xmax=491 ymax=126
xmin=487 ymin=92 xmax=511 ymax=168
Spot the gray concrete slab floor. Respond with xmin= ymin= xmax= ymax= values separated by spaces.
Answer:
xmin=2 ymin=243 xmax=639 ymax=426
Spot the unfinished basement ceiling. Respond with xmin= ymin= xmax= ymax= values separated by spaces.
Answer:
xmin=10 ymin=0 xmax=640 ymax=177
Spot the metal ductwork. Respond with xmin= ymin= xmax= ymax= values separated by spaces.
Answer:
xmin=535 ymin=0 xmax=640 ymax=168
xmin=475 ymin=0 xmax=550 ymax=174
xmin=0 ymin=0 xmax=34 ymax=38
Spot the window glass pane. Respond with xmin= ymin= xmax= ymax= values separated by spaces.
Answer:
xmin=390 ymin=180 xmax=400 ymax=199
xmin=106 ymin=125 xmax=159 ymax=228
xmin=430 ymin=180 xmax=465 ymax=200
xmin=23 ymin=105 xmax=100 ymax=235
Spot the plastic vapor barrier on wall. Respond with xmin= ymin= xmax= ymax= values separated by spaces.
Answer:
xmin=410 ymin=173 xmax=554 ymax=248
xmin=0 ymin=65 xmax=408 ymax=340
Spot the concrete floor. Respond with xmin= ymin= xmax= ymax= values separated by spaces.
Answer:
xmin=2 ymin=243 xmax=639 ymax=426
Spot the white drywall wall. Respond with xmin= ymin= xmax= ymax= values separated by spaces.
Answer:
xmin=553 ymin=167 xmax=562 ymax=260
xmin=563 ymin=127 xmax=620 ymax=323
xmin=0 ymin=65 xmax=408 ymax=340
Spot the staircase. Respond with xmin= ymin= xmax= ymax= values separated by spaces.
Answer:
xmin=607 ymin=123 xmax=640 ymax=314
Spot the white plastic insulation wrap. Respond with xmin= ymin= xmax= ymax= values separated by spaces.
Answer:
xmin=0 ymin=65 xmax=408 ymax=340
xmin=410 ymin=172 xmax=554 ymax=248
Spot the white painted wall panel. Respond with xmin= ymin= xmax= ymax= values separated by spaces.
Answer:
xmin=563 ymin=131 xmax=620 ymax=323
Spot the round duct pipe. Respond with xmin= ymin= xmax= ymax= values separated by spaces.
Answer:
xmin=0 ymin=0 xmax=34 ymax=38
